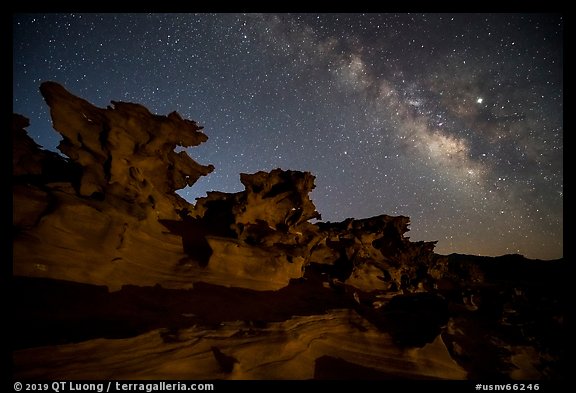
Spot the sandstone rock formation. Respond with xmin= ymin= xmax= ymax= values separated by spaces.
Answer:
xmin=39 ymin=81 xmax=214 ymax=214
xmin=14 ymin=82 xmax=218 ymax=291
xmin=12 ymin=82 xmax=567 ymax=381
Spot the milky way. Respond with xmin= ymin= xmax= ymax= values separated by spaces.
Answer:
xmin=12 ymin=13 xmax=563 ymax=259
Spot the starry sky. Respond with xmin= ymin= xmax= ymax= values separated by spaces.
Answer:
xmin=13 ymin=13 xmax=563 ymax=260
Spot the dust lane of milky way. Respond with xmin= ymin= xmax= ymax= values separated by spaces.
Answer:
xmin=12 ymin=13 xmax=563 ymax=260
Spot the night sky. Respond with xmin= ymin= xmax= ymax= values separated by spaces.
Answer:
xmin=12 ymin=13 xmax=563 ymax=260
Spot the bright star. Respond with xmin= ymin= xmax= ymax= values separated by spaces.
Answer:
xmin=476 ymin=97 xmax=483 ymax=104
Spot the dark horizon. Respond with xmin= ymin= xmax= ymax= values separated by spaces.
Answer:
xmin=12 ymin=13 xmax=563 ymax=259
xmin=12 ymin=78 xmax=568 ymax=381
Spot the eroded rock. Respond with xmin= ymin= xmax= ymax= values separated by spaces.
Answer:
xmin=13 ymin=83 xmax=214 ymax=289
xmin=40 ymin=81 xmax=214 ymax=215
xmin=12 ymin=82 xmax=567 ymax=380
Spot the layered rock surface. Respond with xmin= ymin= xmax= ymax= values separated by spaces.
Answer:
xmin=12 ymin=83 xmax=567 ymax=380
